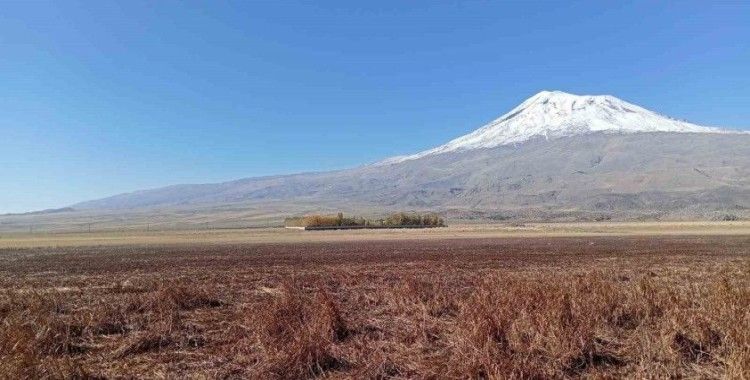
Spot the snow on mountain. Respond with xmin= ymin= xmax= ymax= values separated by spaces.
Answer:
xmin=380 ymin=91 xmax=729 ymax=164
xmin=54 ymin=89 xmax=749 ymax=221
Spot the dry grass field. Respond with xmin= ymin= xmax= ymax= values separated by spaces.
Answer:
xmin=1 ymin=230 xmax=749 ymax=379
xmin=2 ymin=221 xmax=749 ymax=249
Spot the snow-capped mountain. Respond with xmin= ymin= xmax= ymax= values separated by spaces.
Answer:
xmin=382 ymin=91 xmax=729 ymax=164
xmin=15 ymin=90 xmax=746 ymax=228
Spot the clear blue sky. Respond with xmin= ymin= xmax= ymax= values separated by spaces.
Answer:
xmin=1 ymin=1 xmax=748 ymax=213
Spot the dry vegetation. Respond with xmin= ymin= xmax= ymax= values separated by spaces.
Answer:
xmin=0 ymin=236 xmax=748 ymax=378
xmin=284 ymin=212 xmax=445 ymax=228
xmin=3 ymin=221 xmax=750 ymax=249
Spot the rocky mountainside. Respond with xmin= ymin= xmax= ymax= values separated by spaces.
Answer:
xmin=70 ymin=91 xmax=750 ymax=221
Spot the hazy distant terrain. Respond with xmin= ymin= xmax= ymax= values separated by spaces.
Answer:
xmin=2 ymin=92 xmax=748 ymax=231
xmin=73 ymin=132 xmax=750 ymax=217
xmin=1 ymin=132 xmax=746 ymax=233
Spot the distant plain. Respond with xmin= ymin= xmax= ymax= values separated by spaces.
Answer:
xmin=2 ymin=221 xmax=750 ymax=248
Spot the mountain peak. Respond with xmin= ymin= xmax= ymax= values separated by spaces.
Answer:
xmin=531 ymin=89 xmax=575 ymax=98
xmin=527 ymin=90 xmax=594 ymax=101
xmin=380 ymin=91 xmax=730 ymax=164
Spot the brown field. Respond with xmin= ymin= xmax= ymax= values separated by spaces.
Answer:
xmin=2 ymin=221 xmax=750 ymax=249
xmin=1 ymin=232 xmax=749 ymax=378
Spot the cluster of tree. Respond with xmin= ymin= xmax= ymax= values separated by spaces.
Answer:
xmin=383 ymin=212 xmax=444 ymax=227
xmin=284 ymin=212 xmax=445 ymax=228
xmin=284 ymin=213 xmax=364 ymax=228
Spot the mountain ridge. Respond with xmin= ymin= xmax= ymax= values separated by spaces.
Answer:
xmin=60 ymin=91 xmax=750 ymax=223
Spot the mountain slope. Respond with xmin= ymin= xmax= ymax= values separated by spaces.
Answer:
xmin=70 ymin=91 xmax=750 ymax=221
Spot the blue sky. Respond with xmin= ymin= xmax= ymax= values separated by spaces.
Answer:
xmin=1 ymin=1 xmax=749 ymax=213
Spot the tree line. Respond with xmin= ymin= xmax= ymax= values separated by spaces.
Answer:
xmin=284 ymin=212 xmax=445 ymax=228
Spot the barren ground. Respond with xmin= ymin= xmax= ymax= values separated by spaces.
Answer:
xmin=2 ymin=221 xmax=749 ymax=248
xmin=1 ymin=228 xmax=749 ymax=378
